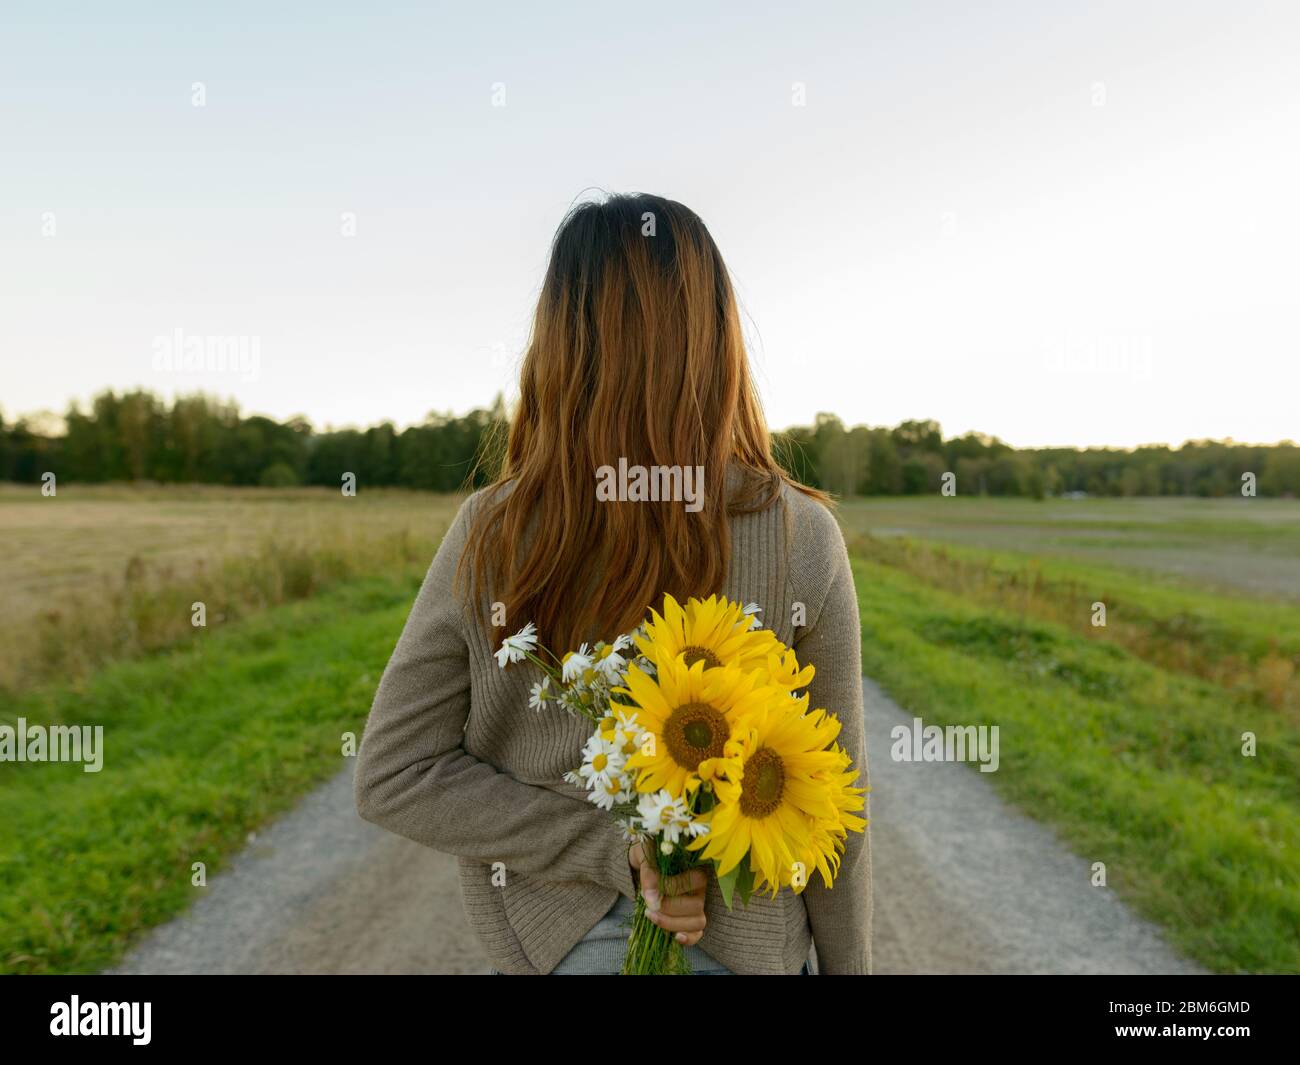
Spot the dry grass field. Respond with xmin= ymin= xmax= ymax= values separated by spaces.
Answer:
xmin=0 ymin=483 xmax=463 ymax=695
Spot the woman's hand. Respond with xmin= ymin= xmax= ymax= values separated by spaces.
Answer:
xmin=628 ymin=842 xmax=708 ymax=947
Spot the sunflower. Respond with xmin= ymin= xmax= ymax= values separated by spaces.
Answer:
xmin=613 ymin=655 xmax=777 ymax=799
xmin=634 ymin=594 xmax=780 ymax=675
xmin=803 ymin=743 xmax=868 ymax=886
xmin=687 ymin=696 xmax=862 ymax=897
xmin=767 ymin=645 xmax=815 ymax=693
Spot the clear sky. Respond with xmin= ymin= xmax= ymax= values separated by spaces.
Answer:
xmin=2 ymin=0 xmax=1297 ymax=448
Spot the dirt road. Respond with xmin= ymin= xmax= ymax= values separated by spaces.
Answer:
xmin=110 ymin=678 xmax=1204 ymax=975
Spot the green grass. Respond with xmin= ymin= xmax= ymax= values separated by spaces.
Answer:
xmin=854 ymin=535 xmax=1300 ymax=715
xmin=0 ymin=571 xmax=423 ymax=975
xmin=849 ymin=540 xmax=1300 ymax=973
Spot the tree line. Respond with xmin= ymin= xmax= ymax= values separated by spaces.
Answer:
xmin=774 ymin=413 xmax=1300 ymax=498
xmin=1 ymin=391 xmax=1296 ymax=498
xmin=0 ymin=391 xmax=505 ymax=493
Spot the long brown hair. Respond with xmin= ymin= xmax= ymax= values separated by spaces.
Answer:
xmin=460 ymin=192 xmax=827 ymax=651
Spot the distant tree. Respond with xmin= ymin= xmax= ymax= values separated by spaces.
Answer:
xmin=891 ymin=419 xmax=944 ymax=455
xmin=1262 ymin=446 xmax=1300 ymax=497
xmin=956 ymin=456 xmax=991 ymax=495
xmin=4 ymin=388 xmax=1298 ymax=500
xmin=864 ymin=429 xmax=903 ymax=494
xmin=773 ymin=426 xmax=822 ymax=489
xmin=259 ymin=461 xmax=300 ymax=487
xmin=813 ymin=415 xmax=863 ymax=497
xmin=0 ymin=413 xmax=12 ymax=481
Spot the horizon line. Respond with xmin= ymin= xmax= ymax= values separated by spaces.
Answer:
xmin=2 ymin=389 xmax=1295 ymax=455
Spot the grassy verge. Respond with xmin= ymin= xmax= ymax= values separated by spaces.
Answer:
xmin=0 ymin=571 xmax=424 ymax=974
xmin=849 ymin=537 xmax=1300 ymax=973
xmin=856 ymin=535 xmax=1300 ymax=714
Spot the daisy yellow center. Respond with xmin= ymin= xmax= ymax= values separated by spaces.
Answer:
xmin=740 ymin=747 xmax=786 ymax=819
xmin=664 ymin=702 xmax=728 ymax=768
xmin=680 ymin=645 xmax=723 ymax=670
xmin=592 ymin=753 xmax=608 ymax=771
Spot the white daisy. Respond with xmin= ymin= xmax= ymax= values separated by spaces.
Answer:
xmin=592 ymin=640 xmax=630 ymax=682
xmin=743 ymin=603 xmax=763 ymax=629
xmin=561 ymin=644 xmax=593 ymax=683
xmin=610 ymin=711 xmax=645 ymax=760
xmin=494 ymin=621 xmax=538 ymax=669
xmin=635 ymin=789 xmax=697 ymax=845
xmin=528 ymin=676 xmax=551 ymax=711
xmin=588 ymin=774 xmax=632 ymax=811
xmin=576 ymin=732 xmax=624 ymax=791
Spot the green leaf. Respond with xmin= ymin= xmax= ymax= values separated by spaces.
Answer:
xmin=734 ymin=861 xmax=757 ymax=907
xmin=714 ymin=861 xmax=739 ymax=909
xmin=713 ymin=859 xmax=757 ymax=910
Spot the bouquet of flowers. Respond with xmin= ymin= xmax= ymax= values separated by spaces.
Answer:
xmin=495 ymin=593 xmax=867 ymax=974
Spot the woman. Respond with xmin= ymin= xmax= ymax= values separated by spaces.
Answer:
xmin=354 ymin=192 xmax=871 ymax=975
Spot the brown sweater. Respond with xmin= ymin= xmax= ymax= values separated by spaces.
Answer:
xmin=354 ymin=469 xmax=872 ymax=974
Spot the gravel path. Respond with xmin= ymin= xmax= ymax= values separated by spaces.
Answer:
xmin=861 ymin=677 xmax=1203 ymax=974
xmin=110 ymin=678 xmax=1204 ymax=974
xmin=109 ymin=771 xmax=485 ymax=975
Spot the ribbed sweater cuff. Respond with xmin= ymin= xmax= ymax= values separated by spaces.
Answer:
xmin=608 ymin=838 xmax=636 ymax=900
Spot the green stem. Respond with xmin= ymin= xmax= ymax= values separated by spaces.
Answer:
xmin=622 ymin=894 xmax=690 ymax=975
xmin=520 ymin=649 xmax=561 ymax=682
xmin=621 ymin=841 xmax=696 ymax=975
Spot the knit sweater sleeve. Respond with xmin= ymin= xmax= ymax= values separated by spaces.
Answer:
xmin=789 ymin=499 xmax=873 ymax=974
xmin=353 ymin=494 xmax=637 ymax=901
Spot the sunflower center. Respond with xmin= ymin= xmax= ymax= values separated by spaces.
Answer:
xmin=664 ymin=702 xmax=728 ymax=768
xmin=740 ymin=747 xmax=786 ymax=819
xmin=680 ymin=645 xmax=722 ymax=670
